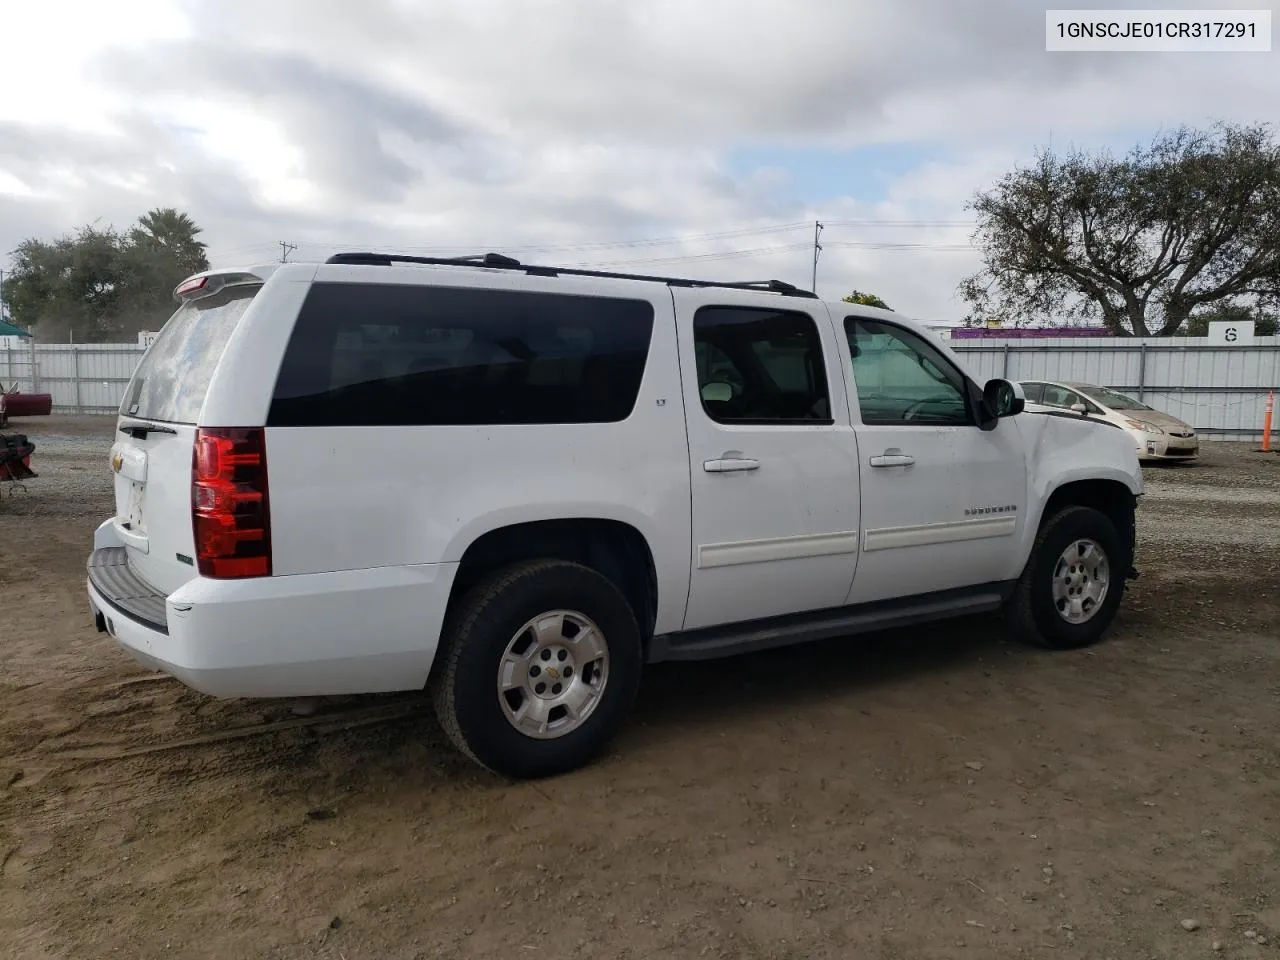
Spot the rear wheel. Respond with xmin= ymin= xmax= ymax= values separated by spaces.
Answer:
xmin=1007 ymin=505 xmax=1127 ymax=650
xmin=430 ymin=559 xmax=642 ymax=779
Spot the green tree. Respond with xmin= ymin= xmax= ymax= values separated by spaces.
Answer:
xmin=842 ymin=290 xmax=893 ymax=310
xmin=959 ymin=122 xmax=1280 ymax=336
xmin=2 ymin=208 xmax=210 ymax=342
xmin=3 ymin=225 xmax=126 ymax=341
xmin=130 ymin=207 xmax=209 ymax=276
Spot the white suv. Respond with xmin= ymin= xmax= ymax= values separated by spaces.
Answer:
xmin=88 ymin=253 xmax=1143 ymax=779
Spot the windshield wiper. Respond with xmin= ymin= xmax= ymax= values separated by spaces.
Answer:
xmin=119 ymin=421 xmax=178 ymax=439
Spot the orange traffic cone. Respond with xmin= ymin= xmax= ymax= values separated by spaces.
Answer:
xmin=1260 ymin=390 xmax=1274 ymax=453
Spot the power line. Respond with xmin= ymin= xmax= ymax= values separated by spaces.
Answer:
xmin=207 ymin=219 xmax=978 ymax=261
xmin=278 ymin=241 xmax=297 ymax=263
xmin=825 ymin=240 xmax=976 ymax=251
xmin=295 ymin=223 xmax=815 ymax=258
xmin=823 ymin=219 xmax=975 ymax=227
xmin=570 ymin=239 xmax=978 ymax=269
xmin=564 ymin=243 xmax=814 ymax=269
xmin=205 ymin=241 xmax=281 ymax=259
xmin=211 ymin=238 xmax=977 ymax=273
xmin=467 ymin=222 xmax=813 ymax=252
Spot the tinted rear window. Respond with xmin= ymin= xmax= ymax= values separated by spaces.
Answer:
xmin=268 ymin=282 xmax=655 ymax=426
xmin=120 ymin=285 xmax=259 ymax=424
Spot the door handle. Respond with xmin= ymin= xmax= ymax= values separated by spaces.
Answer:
xmin=704 ymin=458 xmax=760 ymax=473
xmin=869 ymin=453 xmax=915 ymax=467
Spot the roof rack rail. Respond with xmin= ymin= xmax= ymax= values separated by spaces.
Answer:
xmin=323 ymin=251 xmax=819 ymax=298
xmin=326 ymin=251 xmax=522 ymax=269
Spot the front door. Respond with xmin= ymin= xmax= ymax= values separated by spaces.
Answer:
xmin=673 ymin=289 xmax=861 ymax=632
xmin=838 ymin=314 xmax=1028 ymax=605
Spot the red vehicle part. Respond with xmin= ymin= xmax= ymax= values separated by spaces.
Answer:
xmin=1 ymin=433 xmax=36 ymax=482
xmin=1 ymin=390 xmax=53 ymax=419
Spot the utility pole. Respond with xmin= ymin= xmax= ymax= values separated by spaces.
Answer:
xmin=810 ymin=221 xmax=823 ymax=292
xmin=279 ymin=241 xmax=297 ymax=263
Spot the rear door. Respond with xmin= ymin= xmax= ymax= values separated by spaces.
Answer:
xmin=110 ymin=280 xmax=261 ymax=595
xmin=673 ymin=288 xmax=860 ymax=632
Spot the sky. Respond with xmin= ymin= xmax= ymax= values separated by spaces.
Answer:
xmin=1 ymin=0 xmax=1277 ymax=324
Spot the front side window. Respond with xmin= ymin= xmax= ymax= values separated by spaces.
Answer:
xmin=692 ymin=306 xmax=832 ymax=424
xmin=845 ymin=317 xmax=971 ymax=425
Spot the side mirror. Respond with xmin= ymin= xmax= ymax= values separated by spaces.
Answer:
xmin=983 ymin=378 xmax=1025 ymax=419
xmin=1070 ymin=402 xmax=1088 ymax=415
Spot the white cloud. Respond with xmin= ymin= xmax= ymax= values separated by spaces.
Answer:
xmin=1 ymin=0 xmax=1278 ymax=324
xmin=0 ymin=1 xmax=189 ymax=133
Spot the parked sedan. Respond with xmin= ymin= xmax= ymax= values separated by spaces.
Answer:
xmin=1020 ymin=380 xmax=1199 ymax=462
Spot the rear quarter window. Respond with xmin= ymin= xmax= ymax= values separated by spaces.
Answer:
xmin=267 ymin=282 xmax=656 ymax=426
xmin=120 ymin=285 xmax=259 ymax=424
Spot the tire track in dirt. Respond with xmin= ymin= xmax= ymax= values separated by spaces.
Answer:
xmin=45 ymin=700 xmax=426 ymax=763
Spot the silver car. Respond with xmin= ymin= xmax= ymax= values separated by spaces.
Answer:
xmin=1020 ymin=380 xmax=1199 ymax=463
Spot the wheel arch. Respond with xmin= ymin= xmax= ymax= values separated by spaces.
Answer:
xmin=1032 ymin=477 xmax=1139 ymax=576
xmin=446 ymin=517 xmax=660 ymax=644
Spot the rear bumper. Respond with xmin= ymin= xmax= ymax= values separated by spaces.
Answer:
xmin=87 ymin=521 xmax=458 ymax=698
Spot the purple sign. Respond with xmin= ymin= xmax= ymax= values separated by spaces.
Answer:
xmin=950 ymin=326 xmax=1114 ymax=339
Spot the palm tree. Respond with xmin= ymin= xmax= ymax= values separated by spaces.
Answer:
xmin=130 ymin=208 xmax=209 ymax=274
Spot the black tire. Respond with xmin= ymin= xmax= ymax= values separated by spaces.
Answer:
xmin=1007 ymin=505 xmax=1127 ymax=650
xmin=430 ymin=559 xmax=643 ymax=779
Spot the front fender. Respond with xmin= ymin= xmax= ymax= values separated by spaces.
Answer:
xmin=1012 ymin=413 xmax=1143 ymax=568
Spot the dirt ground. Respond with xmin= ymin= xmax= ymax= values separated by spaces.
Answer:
xmin=2 ymin=415 xmax=1278 ymax=960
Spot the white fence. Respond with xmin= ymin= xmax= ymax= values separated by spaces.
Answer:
xmin=2 ymin=334 xmax=1278 ymax=441
xmin=948 ymin=335 xmax=1280 ymax=440
xmin=1 ymin=340 xmax=146 ymax=415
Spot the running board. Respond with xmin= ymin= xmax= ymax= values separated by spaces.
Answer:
xmin=646 ymin=583 xmax=1014 ymax=664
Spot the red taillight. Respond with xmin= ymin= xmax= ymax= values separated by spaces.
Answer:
xmin=191 ymin=427 xmax=271 ymax=578
xmin=175 ymin=275 xmax=208 ymax=298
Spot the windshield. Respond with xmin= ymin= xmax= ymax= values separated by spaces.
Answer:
xmin=120 ymin=284 xmax=259 ymax=424
xmin=1075 ymin=385 xmax=1152 ymax=411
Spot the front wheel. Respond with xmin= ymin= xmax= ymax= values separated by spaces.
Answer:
xmin=1007 ymin=505 xmax=1127 ymax=650
xmin=430 ymin=560 xmax=642 ymax=779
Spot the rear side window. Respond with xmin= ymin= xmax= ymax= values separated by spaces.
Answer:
xmin=692 ymin=306 xmax=832 ymax=424
xmin=267 ymin=283 xmax=655 ymax=426
xmin=120 ymin=285 xmax=260 ymax=424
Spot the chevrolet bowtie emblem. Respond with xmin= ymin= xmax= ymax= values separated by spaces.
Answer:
xmin=111 ymin=453 xmax=123 ymax=473
xmin=546 ymin=667 xmax=560 ymax=680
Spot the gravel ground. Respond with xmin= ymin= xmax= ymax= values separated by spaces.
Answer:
xmin=1 ymin=415 xmax=1278 ymax=960
xmin=0 ymin=425 xmax=115 ymax=517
